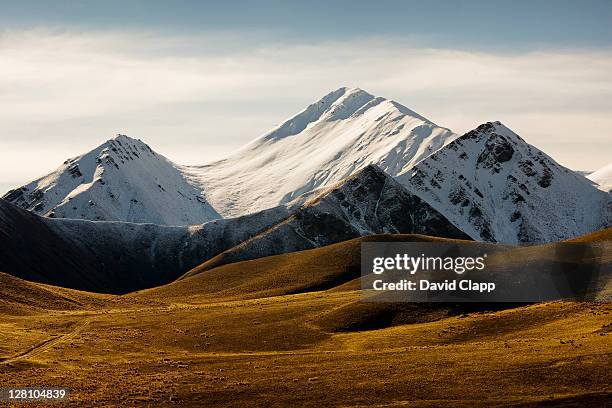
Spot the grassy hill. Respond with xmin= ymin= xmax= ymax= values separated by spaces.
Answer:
xmin=0 ymin=228 xmax=610 ymax=406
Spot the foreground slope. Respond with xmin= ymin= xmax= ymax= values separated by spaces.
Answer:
xmin=3 ymin=135 xmax=220 ymax=225
xmin=2 ymin=295 xmax=609 ymax=407
xmin=190 ymin=87 xmax=457 ymax=217
xmin=398 ymin=122 xmax=611 ymax=243
xmin=1 ymin=231 xmax=610 ymax=407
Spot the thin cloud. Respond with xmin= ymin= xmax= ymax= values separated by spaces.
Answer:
xmin=0 ymin=29 xmax=611 ymax=188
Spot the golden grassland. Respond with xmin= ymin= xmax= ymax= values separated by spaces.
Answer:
xmin=0 ymin=232 xmax=610 ymax=407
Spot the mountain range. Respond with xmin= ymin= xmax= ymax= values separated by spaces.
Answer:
xmin=4 ymin=87 xmax=458 ymax=222
xmin=1 ymin=87 xmax=610 ymax=293
xmin=4 ymin=87 xmax=609 ymax=246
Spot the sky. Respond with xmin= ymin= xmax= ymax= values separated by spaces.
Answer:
xmin=1 ymin=0 xmax=611 ymax=194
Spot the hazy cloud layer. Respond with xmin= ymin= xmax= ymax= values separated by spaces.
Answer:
xmin=1 ymin=29 xmax=611 ymax=190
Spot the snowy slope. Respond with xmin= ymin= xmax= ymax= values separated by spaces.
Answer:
xmin=396 ymin=122 xmax=611 ymax=243
xmin=188 ymin=87 xmax=457 ymax=217
xmin=588 ymin=163 xmax=612 ymax=192
xmin=3 ymin=135 xmax=220 ymax=225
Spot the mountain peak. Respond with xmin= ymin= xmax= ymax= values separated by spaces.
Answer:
xmin=3 ymin=132 xmax=220 ymax=225
xmin=472 ymin=120 xmax=512 ymax=135
xmin=107 ymin=133 xmax=149 ymax=148
xmin=328 ymin=86 xmax=369 ymax=98
xmin=256 ymin=87 xmax=436 ymax=144
xmin=195 ymin=88 xmax=457 ymax=217
xmin=258 ymin=87 xmax=375 ymax=142
xmin=398 ymin=121 xmax=610 ymax=243
xmin=111 ymin=133 xmax=130 ymax=140
xmin=113 ymin=133 xmax=134 ymax=141
xmin=324 ymin=87 xmax=430 ymax=122
xmin=455 ymin=121 xmax=526 ymax=149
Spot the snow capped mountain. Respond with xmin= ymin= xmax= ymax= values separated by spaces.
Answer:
xmin=189 ymin=87 xmax=457 ymax=217
xmin=3 ymin=135 xmax=220 ymax=225
xmin=396 ymin=122 xmax=611 ymax=243
xmin=4 ymin=87 xmax=455 ymax=225
xmin=3 ymin=87 xmax=609 ymax=245
xmin=588 ymin=162 xmax=612 ymax=192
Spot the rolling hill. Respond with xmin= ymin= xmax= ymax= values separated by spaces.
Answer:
xmin=0 ymin=272 xmax=109 ymax=315
xmin=0 ymin=229 xmax=610 ymax=406
xmin=166 ymin=228 xmax=611 ymax=304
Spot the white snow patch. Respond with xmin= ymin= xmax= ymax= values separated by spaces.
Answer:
xmin=588 ymin=162 xmax=612 ymax=192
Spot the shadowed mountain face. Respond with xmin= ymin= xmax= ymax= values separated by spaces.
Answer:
xmin=0 ymin=200 xmax=107 ymax=291
xmin=0 ymin=196 xmax=284 ymax=293
xmin=181 ymin=165 xmax=470 ymax=277
xmin=44 ymin=205 xmax=292 ymax=294
xmin=0 ymin=165 xmax=468 ymax=294
xmin=0 ymin=197 xmax=290 ymax=294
